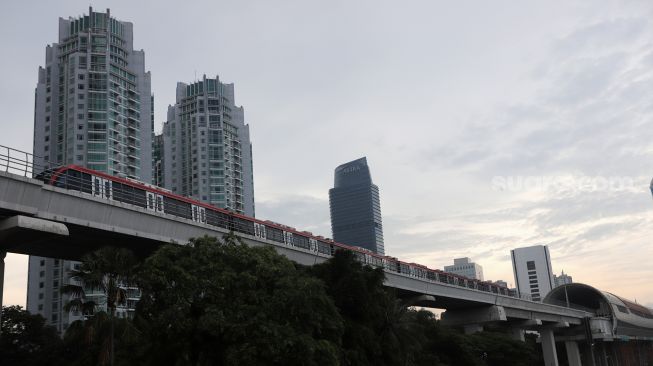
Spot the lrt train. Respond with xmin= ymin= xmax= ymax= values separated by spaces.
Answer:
xmin=38 ymin=164 xmax=515 ymax=297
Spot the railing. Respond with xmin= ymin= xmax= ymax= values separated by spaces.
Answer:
xmin=0 ymin=145 xmax=48 ymax=178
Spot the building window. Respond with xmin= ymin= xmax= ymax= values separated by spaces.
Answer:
xmin=526 ymin=261 xmax=536 ymax=270
xmin=39 ymin=270 xmax=45 ymax=277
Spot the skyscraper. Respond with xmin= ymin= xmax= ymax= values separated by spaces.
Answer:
xmin=162 ymin=75 xmax=254 ymax=216
xmin=329 ymin=157 xmax=384 ymax=255
xmin=510 ymin=245 xmax=555 ymax=302
xmin=28 ymin=7 xmax=152 ymax=333
xmin=554 ymin=270 xmax=573 ymax=287
xmin=444 ymin=257 xmax=484 ymax=280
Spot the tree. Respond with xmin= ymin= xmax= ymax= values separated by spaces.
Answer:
xmin=61 ymin=246 xmax=138 ymax=366
xmin=0 ymin=305 xmax=65 ymax=366
xmin=309 ymin=249 xmax=415 ymax=366
xmin=62 ymin=311 xmax=141 ymax=366
xmin=134 ymin=234 xmax=344 ymax=366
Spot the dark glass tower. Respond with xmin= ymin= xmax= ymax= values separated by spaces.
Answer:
xmin=329 ymin=157 xmax=384 ymax=255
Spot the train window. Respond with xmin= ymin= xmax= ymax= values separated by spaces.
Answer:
xmin=233 ymin=217 xmax=255 ymax=235
xmin=206 ymin=209 xmax=230 ymax=229
xmin=265 ymin=226 xmax=284 ymax=243
xmin=104 ymin=181 xmax=111 ymax=199
xmin=293 ymin=235 xmax=310 ymax=249
xmin=317 ymin=241 xmax=331 ymax=255
xmin=163 ymin=196 xmax=191 ymax=219
xmin=94 ymin=178 xmax=101 ymax=196
xmin=155 ymin=196 xmax=163 ymax=212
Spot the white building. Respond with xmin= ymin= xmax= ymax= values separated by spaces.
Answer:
xmin=162 ymin=75 xmax=255 ymax=216
xmin=28 ymin=7 xmax=150 ymax=333
xmin=510 ymin=245 xmax=555 ymax=302
xmin=554 ymin=270 xmax=573 ymax=287
xmin=444 ymin=257 xmax=484 ymax=280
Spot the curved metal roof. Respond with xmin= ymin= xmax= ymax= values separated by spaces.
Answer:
xmin=545 ymin=283 xmax=653 ymax=338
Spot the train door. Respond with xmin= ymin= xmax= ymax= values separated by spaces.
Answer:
xmin=154 ymin=194 xmax=164 ymax=213
xmin=192 ymin=205 xmax=206 ymax=223
xmin=283 ymin=231 xmax=293 ymax=246
xmin=309 ymin=238 xmax=317 ymax=252
xmin=92 ymin=176 xmax=112 ymax=200
xmin=146 ymin=192 xmax=156 ymax=211
xmin=147 ymin=192 xmax=165 ymax=213
xmin=254 ymin=223 xmax=267 ymax=239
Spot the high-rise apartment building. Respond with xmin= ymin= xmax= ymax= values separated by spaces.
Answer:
xmin=28 ymin=7 xmax=151 ymax=333
xmin=162 ymin=75 xmax=254 ymax=216
xmin=510 ymin=245 xmax=555 ymax=302
xmin=153 ymin=133 xmax=164 ymax=188
xmin=329 ymin=157 xmax=384 ymax=255
xmin=444 ymin=257 xmax=484 ymax=280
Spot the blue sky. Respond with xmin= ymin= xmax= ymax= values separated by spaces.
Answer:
xmin=2 ymin=0 xmax=653 ymax=307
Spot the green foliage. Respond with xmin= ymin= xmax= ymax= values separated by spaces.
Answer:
xmin=310 ymin=250 xmax=413 ymax=365
xmin=61 ymin=246 xmax=138 ymax=316
xmin=0 ymin=305 xmax=65 ymax=366
xmin=61 ymin=246 xmax=139 ymax=366
xmin=7 ymin=236 xmax=541 ymax=366
xmin=134 ymin=234 xmax=343 ymax=366
xmin=62 ymin=312 xmax=141 ymax=366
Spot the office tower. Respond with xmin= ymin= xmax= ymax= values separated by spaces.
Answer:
xmin=444 ymin=257 xmax=484 ymax=280
xmin=28 ymin=7 xmax=151 ymax=333
xmin=510 ymin=245 xmax=555 ymax=302
xmin=162 ymin=75 xmax=255 ymax=216
xmin=329 ymin=157 xmax=384 ymax=255
xmin=554 ymin=270 xmax=573 ymax=287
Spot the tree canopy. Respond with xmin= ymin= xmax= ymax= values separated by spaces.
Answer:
xmin=2 ymin=235 xmax=543 ymax=366
xmin=133 ymin=235 xmax=343 ymax=366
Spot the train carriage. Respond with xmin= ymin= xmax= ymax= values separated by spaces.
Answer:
xmin=41 ymin=164 xmax=515 ymax=300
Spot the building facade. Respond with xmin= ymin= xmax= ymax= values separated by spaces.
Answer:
xmin=329 ymin=157 xmax=384 ymax=255
xmin=554 ymin=270 xmax=573 ymax=287
xmin=162 ymin=75 xmax=254 ymax=216
xmin=444 ymin=257 xmax=484 ymax=280
xmin=28 ymin=7 xmax=151 ymax=333
xmin=153 ymin=133 xmax=164 ymax=188
xmin=510 ymin=245 xmax=555 ymax=302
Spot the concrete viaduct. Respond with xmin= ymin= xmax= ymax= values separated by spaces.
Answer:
xmin=0 ymin=170 xmax=647 ymax=365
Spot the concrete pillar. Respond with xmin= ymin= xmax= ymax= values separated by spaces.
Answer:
xmin=0 ymin=251 xmax=5 ymax=337
xmin=565 ymin=341 xmax=582 ymax=366
xmin=511 ymin=328 xmax=525 ymax=342
xmin=463 ymin=324 xmax=483 ymax=334
xmin=540 ymin=328 xmax=559 ymax=366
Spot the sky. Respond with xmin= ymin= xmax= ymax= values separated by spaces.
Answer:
xmin=2 ymin=0 xmax=653 ymax=308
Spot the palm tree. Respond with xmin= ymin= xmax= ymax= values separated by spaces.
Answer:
xmin=61 ymin=246 xmax=138 ymax=366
